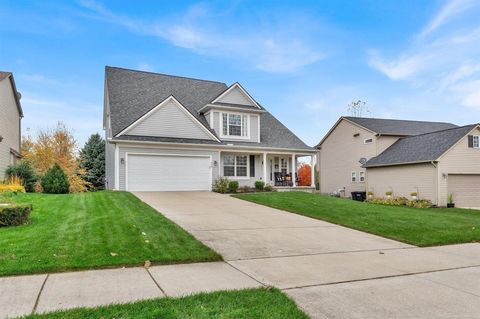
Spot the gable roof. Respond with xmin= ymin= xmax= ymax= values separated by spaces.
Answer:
xmin=344 ymin=116 xmax=457 ymax=136
xmin=364 ymin=124 xmax=479 ymax=167
xmin=210 ymin=82 xmax=261 ymax=109
xmin=105 ymin=66 xmax=313 ymax=151
xmin=0 ymin=71 xmax=23 ymax=117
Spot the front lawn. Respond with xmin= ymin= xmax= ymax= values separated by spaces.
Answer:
xmin=22 ymin=288 xmax=308 ymax=319
xmin=234 ymin=192 xmax=480 ymax=246
xmin=0 ymin=191 xmax=220 ymax=276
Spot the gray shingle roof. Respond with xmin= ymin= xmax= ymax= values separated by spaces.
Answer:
xmin=365 ymin=124 xmax=478 ymax=167
xmin=345 ymin=116 xmax=457 ymax=136
xmin=105 ymin=66 xmax=313 ymax=151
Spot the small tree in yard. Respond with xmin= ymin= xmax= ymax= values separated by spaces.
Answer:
xmin=5 ymin=161 xmax=37 ymax=192
xmin=297 ymin=163 xmax=312 ymax=186
xmin=41 ymin=164 xmax=70 ymax=194
xmin=79 ymin=133 xmax=105 ymax=190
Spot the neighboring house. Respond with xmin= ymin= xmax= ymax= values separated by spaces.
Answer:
xmin=104 ymin=67 xmax=315 ymax=192
xmin=0 ymin=71 xmax=23 ymax=180
xmin=364 ymin=124 xmax=480 ymax=208
xmin=316 ymin=117 xmax=457 ymax=197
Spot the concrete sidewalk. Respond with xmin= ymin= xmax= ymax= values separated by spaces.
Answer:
xmin=0 ymin=262 xmax=262 ymax=319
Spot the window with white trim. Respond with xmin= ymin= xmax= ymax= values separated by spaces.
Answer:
xmin=281 ymin=158 xmax=288 ymax=174
xmin=473 ymin=135 xmax=480 ymax=148
xmin=223 ymin=155 xmax=248 ymax=177
xmin=222 ymin=113 xmax=248 ymax=137
xmin=359 ymin=171 xmax=365 ymax=182
xmin=364 ymin=138 xmax=373 ymax=144
xmin=351 ymin=171 xmax=357 ymax=182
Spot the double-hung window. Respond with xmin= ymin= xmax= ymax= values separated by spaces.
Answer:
xmin=359 ymin=171 xmax=365 ymax=182
xmin=223 ymin=155 xmax=248 ymax=177
xmin=473 ymin=135 xmax=480 ymax=148
xmin=351 ymin=171 xmax=357 ymax=182
xmin=222 ymin=113 xmax=248 ymax=137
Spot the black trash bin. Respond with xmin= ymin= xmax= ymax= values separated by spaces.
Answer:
xmin=351 ymin=191 xmax=366 ymax=201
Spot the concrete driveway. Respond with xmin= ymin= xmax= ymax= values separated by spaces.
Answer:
xmin=134 ymin=191 xmax=480 ymax=319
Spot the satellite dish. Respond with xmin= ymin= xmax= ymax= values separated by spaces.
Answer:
xmin=359 ymin=157 xmax=367 ymax=165
xmin=17 ymin=92 xmax=22 ymax=100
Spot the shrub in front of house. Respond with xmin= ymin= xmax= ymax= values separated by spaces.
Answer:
xmin=367 ymin=196 xmax=431 ymax=208
xmin=0 ymin=176 xmax=26 ymax=194
xmin=0 ymin=203 xmax=32 ymax=227
xmin=5 ymin=161 xmax=37 ymax=193
xmin=264 ymin=185 xmax=273 ymax=192
xmin=254 ymin=181 xmax=265 ymax=191
xmin=228 ymin=181 xmax=239 ymax=193
xmin=41 ymin=164 xmax=70 ymax=194
xmin=213 ymin=177 xmax=229 ymax=194
xmin=407 ymin=199 xmax=432 ymax=208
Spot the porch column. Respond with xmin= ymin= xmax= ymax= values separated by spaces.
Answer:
xmin=263 ymin=152 xmax=267 ymax=183
xmin=310 ymin=154 xmax=315 ymax=187
xmin=291 ymin=154 xmax=296 ymax=186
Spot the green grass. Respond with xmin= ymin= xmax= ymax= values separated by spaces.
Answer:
xmin=234 ymin=192 xmax=480 ymax=246
xmin=0 ymin=191 xmax=220 ymax=276
xmin=21 ymin=288 xmax=308 ymax=319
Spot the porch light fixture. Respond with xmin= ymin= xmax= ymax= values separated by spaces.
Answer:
xmin=0 ymin=135 xmax=3 ymax=142
xmin=213 ymin=160 xmax=218 ymax=166
xmin=120 ymin=158 xmax=125 ymax=165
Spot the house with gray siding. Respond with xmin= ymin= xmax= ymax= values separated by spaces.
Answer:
xmin=104 ymin=66 xmax=315 ymax=192
xmin=0 ymin=71 xmax=23 ymax=180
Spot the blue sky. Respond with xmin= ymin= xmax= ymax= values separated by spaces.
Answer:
xmin=1 ymin=0 xmax=480 ymax=147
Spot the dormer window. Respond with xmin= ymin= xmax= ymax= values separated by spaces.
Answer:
xmin=221 ymin=113 xmax=249 ymax=138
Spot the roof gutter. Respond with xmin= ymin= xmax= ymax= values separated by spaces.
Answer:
xmin=107 ymin=137 xmax=317 ymax=154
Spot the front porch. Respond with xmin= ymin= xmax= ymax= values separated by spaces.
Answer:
xmin=219 ymin=150 xmax=316 ymax=190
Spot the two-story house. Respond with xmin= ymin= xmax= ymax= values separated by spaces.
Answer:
xmin=0 ymin=71 xmax=23 ymax=180
xmin=104 ymin=67 xmax=315 ymax=191
xmin=316 ymin=117 xmax=457 ymax=196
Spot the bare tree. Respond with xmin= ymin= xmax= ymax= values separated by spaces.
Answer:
xmin=347 ymin=99 xmax=370 ymax=117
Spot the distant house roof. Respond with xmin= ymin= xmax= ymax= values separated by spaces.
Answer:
xmin=0 ymin=71 xmax=23 ymax=117
xmin=364 ymin=124 xmax=479 ymax=167
xmin=344 ymin=116 xmax=457 ymax=136
xmin=105 ymin=66 xmax=313 ymax=151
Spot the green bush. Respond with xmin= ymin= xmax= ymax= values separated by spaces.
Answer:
xmin=368 ymin=197 xmax=431 ymax=208
xmin=5 ymin=161 xmax=37 ymax=192
xmin=228 ymin=181 xmax=239 ymax=193
xmin=254 ymin=181 xmax=265 ymax=191
xmin=407 ymin=199 xmax=432 ymax=208
xmin=264 ymin=185 xmax=273 ymax=192
xmin=0 ymin=203 xmax=32 ymax=227
xmin=41 ymin=164 xmax=70 ymax=194
xmin=213 ymin=177 xmax=229 ymax=194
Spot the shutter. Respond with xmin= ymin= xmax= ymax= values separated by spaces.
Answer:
xmin=250 ymin=155 xmax=255 ymax=177
xmin=468 ymin=135 xmax=474 ymax=148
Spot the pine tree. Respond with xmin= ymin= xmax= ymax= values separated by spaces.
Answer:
xmin=79 ymin=133 xmax=105 ymax=190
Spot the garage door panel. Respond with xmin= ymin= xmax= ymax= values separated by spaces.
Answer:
xmin=127 ymin=154 xmax=211 ymax=191
xmin=448 ymin=174 xmax=480 ymax=208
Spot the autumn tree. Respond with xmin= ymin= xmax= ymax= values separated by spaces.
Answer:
xmin=297 ymin=163 xmax=312 ymax=186
xmin=21 ymin=122 xmax=88 ymax=192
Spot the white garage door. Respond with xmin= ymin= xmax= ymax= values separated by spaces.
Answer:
xmin=448 ymin=174 xmax=480 ymax=208
xmin=127 ymin=154 xmax=212 ymax=191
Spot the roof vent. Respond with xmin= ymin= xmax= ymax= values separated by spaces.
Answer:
xmin=353 ymin=133 xmax=360 ymax=137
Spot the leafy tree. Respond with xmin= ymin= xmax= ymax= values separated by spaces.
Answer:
xmin=21 ymin=122 xmax=87 ymax=192
xmin=297 ymin=163 xmax=312 ymax=186
xmin=41 ymin=164 xmax=70 ymax=194
xmin=79 ymin=133 xmax=105 ymax=190
xmin=5 ymin=161 xmax=37 ymax=192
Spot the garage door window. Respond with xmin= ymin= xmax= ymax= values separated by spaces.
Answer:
xmin=224 ymin=155 xmax=248 ymax=177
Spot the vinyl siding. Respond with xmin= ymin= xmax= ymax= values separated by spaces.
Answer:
xmin=125 ymin=99 xmax=213 ymax=140
xmin=366 ymin=163 xmax=437 ymax=202
xmin=105 ymin=139 xmax=116 ymax=190
xmin=216 ymin=86 xmax=256 ymax=106
xmin=437 ymin=126 xmax=480 ymax=206
xmin=319 ymin=120 xmax=376 ymax=195
xmin=117 ymin=144 xmax=219 ymax=191
xmin=376 ymin=136 xmax=400 ymax=154
xmin=211 ymin=111 xmax=259 ymax=143
xmin=0 ymin=78 xmax=21 ymax=180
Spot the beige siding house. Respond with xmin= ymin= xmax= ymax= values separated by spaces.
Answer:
xmin=0 ymin=72 xmax=23 ymax=180
xmin=316 ymin=117 xmax=455 ymax=197
xmin=365 ymin=124 xmax=480 ymax=208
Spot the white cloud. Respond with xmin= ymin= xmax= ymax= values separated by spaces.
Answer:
xmin=76 ymin=0 xmax=326 ymax=73
xmin=368 ymin=0 xmax=480 ymax=110
xmin=419 ymin=0 xmax=475 ymax=38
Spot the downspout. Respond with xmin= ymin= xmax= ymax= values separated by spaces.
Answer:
xmin=431 ymin=161 xmax=438 ymax=206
